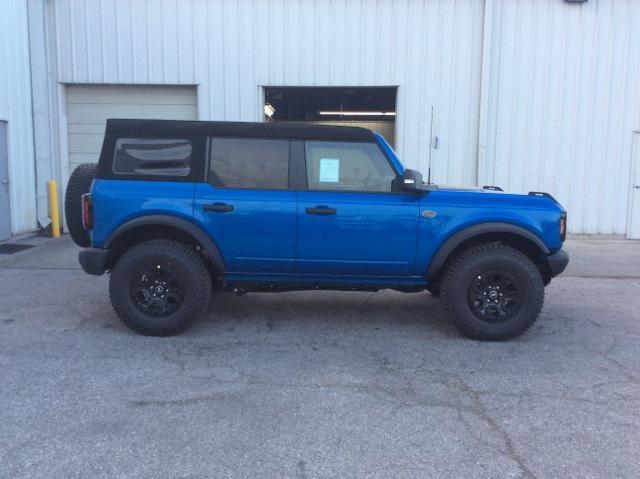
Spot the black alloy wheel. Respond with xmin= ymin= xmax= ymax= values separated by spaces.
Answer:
xmin=130 ymin=263 xmax=185 ymax=317
xmin=467 ymin=270 xmax=522 ymax=323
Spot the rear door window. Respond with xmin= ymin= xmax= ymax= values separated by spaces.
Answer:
xmin=208 ymin=138 xmax=289 ymax=189
xmin=113 ymin=138 xmax=192 ymax=177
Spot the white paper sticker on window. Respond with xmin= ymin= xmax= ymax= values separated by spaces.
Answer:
xmin=319 ymin=158 xmax=340 ymax=183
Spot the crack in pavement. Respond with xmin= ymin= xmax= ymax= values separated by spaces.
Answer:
xmin=445 ymin=375 xmax=536 ymax=479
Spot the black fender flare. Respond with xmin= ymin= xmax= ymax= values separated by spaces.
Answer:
xmin=426 ymin=222 xmax=549 ymax=280
xmin=105 ymin=215 xmax=226 ymax=272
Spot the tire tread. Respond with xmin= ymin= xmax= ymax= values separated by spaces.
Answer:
xmin=440 ymin=243 xmax=544 ymax=341
xmin=109 ymin=239 xmax=211 ymax=336
xmin=64 ymin=163 xmax=97 ymax=247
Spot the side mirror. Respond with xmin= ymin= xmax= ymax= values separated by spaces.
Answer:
xmin=401 ymin=169 xmax=428 ymax=193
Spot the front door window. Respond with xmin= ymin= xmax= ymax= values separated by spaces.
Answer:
xmin=304 ymin=141 xmax=396 ymax=193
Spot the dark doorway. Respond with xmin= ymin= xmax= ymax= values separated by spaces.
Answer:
xmin=264 ymin=87 xmax=397 ymax=147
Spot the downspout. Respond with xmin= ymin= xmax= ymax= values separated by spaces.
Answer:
xmin=26 ymin=0 xmax=56 ymax=229
xmin=25 ymin=0 xmax=43 ymax=229
xmin=476 ymin=0 xmax=496 ymax=187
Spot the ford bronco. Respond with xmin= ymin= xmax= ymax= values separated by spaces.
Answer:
xmin=65 ymin=119 xmax=569 ymax=340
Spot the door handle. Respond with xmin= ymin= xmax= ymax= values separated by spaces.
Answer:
xmin=203 ymin=202 xmax=234 ymax=213
xmin=305 ymin=206 xmax=337 ymax=215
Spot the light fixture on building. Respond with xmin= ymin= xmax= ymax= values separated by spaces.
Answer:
xmin=264 ymin=103 xmax=276 ymax=118
xmin=317 ymin=111 xmax=396 ymax=117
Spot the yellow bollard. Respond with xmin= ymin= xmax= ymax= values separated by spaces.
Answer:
xmin=47 ymin=180 xmax=61 ymax=238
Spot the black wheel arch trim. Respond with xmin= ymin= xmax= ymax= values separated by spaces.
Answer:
xmin=104 ymin=215 xmax=226 ymax=272
xmin=426 ymin=222 xmax=550 ymax=280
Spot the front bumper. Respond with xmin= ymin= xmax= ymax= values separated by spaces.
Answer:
xmin=79 ymin=248 xmax=108 ymax=275
xmin=547 ymin=249 xmax=569 ymax=277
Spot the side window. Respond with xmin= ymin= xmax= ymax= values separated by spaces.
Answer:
xmin=113 ymin=138 xmax=191 ymax=176
xmin=208 ymin=138 xmax=289 ymax=189
xmin=304 ymin=141 xmax=396 ymax=192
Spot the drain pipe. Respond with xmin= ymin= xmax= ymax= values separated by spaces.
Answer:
xmin=27 ymin=0 xmax=58 ymax=231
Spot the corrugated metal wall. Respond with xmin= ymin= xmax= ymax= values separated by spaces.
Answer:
xmin=480 ymin=0 xmax=640 ymax=234
xmin=0 ymin=0 xmax=37 ymax=234
xmin=28 ymin=0 xmax=640 ymax=234
xmin=52 ymin=0 xmax=485 ymax=187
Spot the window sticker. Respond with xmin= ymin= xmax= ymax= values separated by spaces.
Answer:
xmin=319 ymin=158 xmax=340 ymax=183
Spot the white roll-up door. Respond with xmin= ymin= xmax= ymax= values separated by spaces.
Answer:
xmin=65 ymin=85 xmax=197 ymax=171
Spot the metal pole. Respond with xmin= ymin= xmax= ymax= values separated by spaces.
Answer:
xmin=48 ymin=179 xmax=60 ymax=237
xmin=427 ymin=106 xmax=435 ymax=185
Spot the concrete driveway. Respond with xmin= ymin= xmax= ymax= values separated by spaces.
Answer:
xmin=1 ymin=236 xmax=639 ymax=478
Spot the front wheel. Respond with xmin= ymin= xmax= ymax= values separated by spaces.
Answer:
xmin=440 ymin=244 xmax=544 ymax=341
xmin=109 ymin=240 xmax=212 ymax=336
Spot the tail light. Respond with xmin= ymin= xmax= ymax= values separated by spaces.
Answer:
xmin=559 ymin=212 xmax=567 ymax=242
xmin=82 ymin=193 xmax=93 ymax=229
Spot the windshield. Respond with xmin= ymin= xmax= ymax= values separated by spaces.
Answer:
xmin=373 ymin=132 xmax=404 ymax=175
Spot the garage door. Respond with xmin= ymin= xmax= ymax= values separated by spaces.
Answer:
xmin=65 ymin=85 xmax=197 ymax=171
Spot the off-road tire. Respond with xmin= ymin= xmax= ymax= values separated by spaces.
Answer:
xmin=440 ymin=244 xmax=544 ymax=341
xmin=109 ymin=240 xmax=212 ymax=336
xmin=426 ymin=283 xmax=440 ymax=297
xmin=64 ymin=163 xmax=97 ymax=247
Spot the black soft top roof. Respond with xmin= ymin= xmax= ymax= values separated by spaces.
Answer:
xmin=104 ymin=119 xmax=375 ymax=141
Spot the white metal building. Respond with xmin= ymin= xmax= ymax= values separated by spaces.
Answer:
xmin=1 ymin=0 xmax=640 ymax=240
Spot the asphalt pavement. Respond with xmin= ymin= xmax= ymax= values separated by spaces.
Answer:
xmin=1 ymin=235 xmax=639 ymax=478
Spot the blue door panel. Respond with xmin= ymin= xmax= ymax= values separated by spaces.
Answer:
xmin=296 ymin=192 xmax=420 ymax=276
xmin=194 ymin=184 xmax=297 ymax=273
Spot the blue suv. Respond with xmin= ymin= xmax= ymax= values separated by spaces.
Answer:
xmin=65 ymin=119 xmax=568 ymax=340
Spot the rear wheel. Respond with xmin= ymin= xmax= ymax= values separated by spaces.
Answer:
xmin=440 ymin=244 xmax=544 ymax=341
xmin=109 ymin=240 xmax=211 ymax=336
xmin=64 ymin=163 xmax=97 ymax=247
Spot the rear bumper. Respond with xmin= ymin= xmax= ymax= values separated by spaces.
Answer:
xmin=79 ymin=248 xmax=107 ymax=275
xmin=547 ymin=249 xmax=569 ymax=278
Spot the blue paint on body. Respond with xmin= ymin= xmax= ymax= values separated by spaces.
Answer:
xmin=90 ymin=134 xmax=566 ymax=287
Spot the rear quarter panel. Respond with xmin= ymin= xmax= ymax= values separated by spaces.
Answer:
xmin=90 ymin=179 xmax=195 ymax=247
